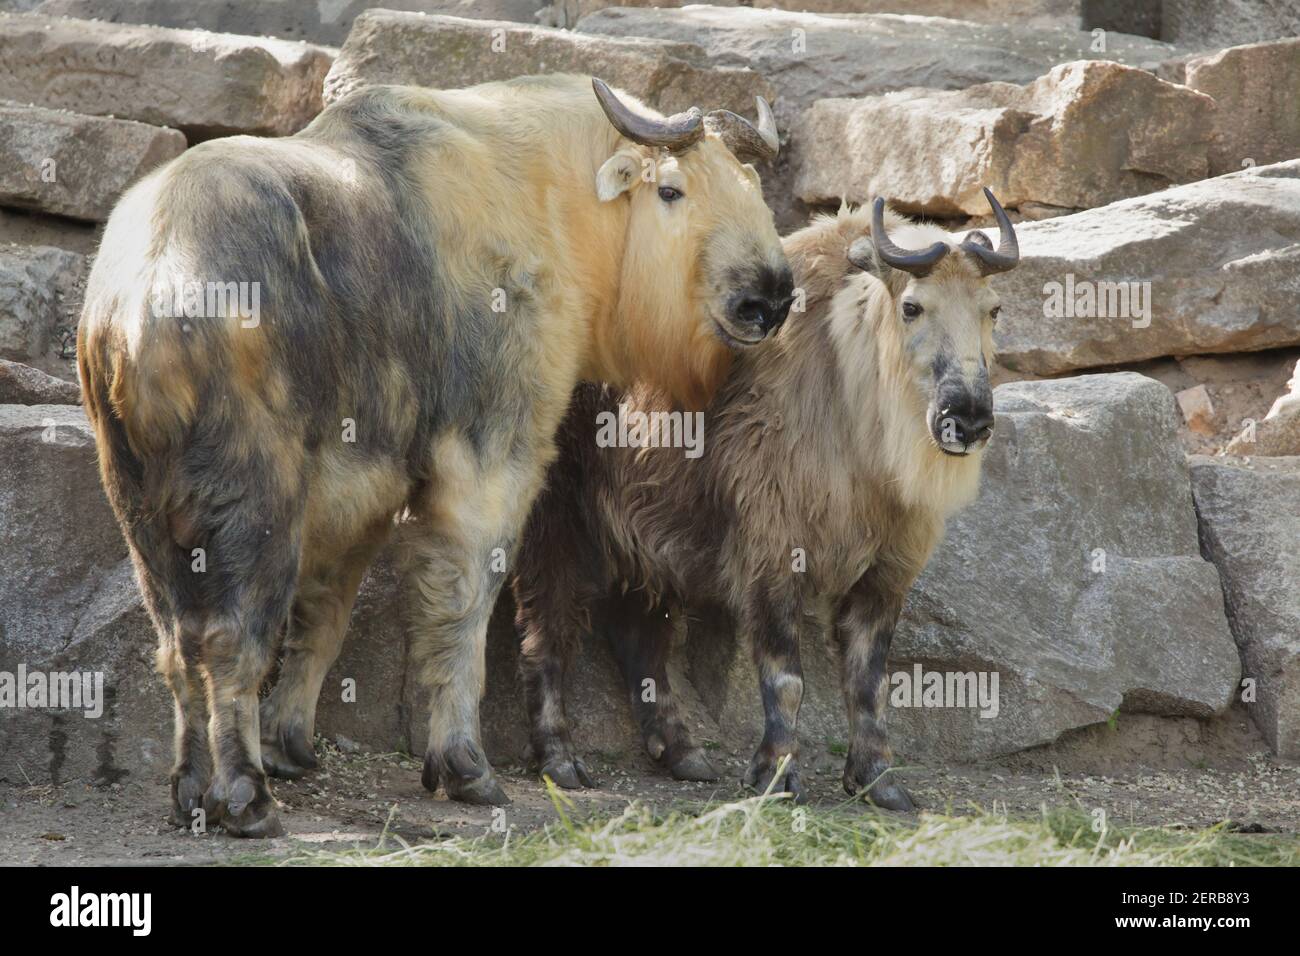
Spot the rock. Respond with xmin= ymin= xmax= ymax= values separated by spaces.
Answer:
xmin=1161 ymin=0 xmax=1300 ymax=50
xmin=992 ymin=160 xmax=1300 ymax=376
xmin=1224 ymin=359 xmax=1300 ymax=456
xmin=575 ymin=5 xmax=1179 ymax=121
xmin=34 ymin=0 xmax=549 ymax=46
xmin=322 ymin=10 xmax=772 ymax=119
xmin=887 ymin=373 xmax=1240 ymax=760
xmin=1184 ymin=38 xmax=1300 ymax=176
xmin=0 ymin=358 xmax=80 ymax=404
xmin=0 ymin=104 xmax=186 ymax=223
xmin=0 ymin=243 xmax=87 ymax=363
xmin=793 ymin=60 xmax=1213 ymax=216
xmin=1189 ymin=456 xmax=1300 ymax=759
xmin=0 ymin=404 xmax=171 ymax=786
xmin=0 ymin=12 xmax=333 ymax=137
xmin=0 ymin=209 xmax=98 ymax=256
xmin=546 ymin=0 xmax=1080 ymax=29
xmin=1176 ymin=384 xmax=1217 ymax=435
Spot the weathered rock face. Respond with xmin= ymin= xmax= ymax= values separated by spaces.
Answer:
xmin=575 ymin=5 xmax=1178 ymax=121
xmin=891 ymin=373 xmax=1239 ymax=760
xmin=545 ymin=0 xmax=1080 ymax=29
xmin=323 ymin=10 xmax=772 ymax=118
xmin=34 ymin=0 xmax=549 ymax=46
xmin=0 ymin=359 xmax=80 ymax=404
xmin=793 ymin=60 xmax=1213 ymax=216
xmin=1184 ymin=38 xmax=1300 ymax=176
xmin=1224 ymin=359 xmax=1300 ymax=456
xmin=0 ymin=105 xmax=185 ymax=223
xmin=0 ymin=244 xmax=86 ymax=363
xmin=1161 ymin=0 xmax=1300 ymax=50
xmin=992 ymin=160 xmax=1300 ymax=376
xmin=0 ymin=13 xmax=333 ymax=137
xmin=1189 ymin=456 xmax=1300 ymax=759
xmin=0 ymin=405 xmax=171 ymax=786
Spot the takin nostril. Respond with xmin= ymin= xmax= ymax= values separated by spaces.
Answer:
xmin=735 ymin=296 xmax=771 ymax=330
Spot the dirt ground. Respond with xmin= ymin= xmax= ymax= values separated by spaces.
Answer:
xmin=3 ymin=707 xmax=1296 ymax=865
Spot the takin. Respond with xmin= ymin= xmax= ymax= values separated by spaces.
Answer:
xmin=78 ymin=74 xmax=794 ymax=836
xmin=512 ymin=190 xmax=1019 ymax=810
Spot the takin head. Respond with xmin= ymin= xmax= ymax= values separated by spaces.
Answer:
xmin=592 ymin=80 xmax=794 ymax=407
xmin=847 ymin=188 xmax=1020 ymax=458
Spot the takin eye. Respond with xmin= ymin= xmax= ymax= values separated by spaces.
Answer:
xmin=901 ymin=300 xmax=923 ymax=320
xmin=989 ymin=305 xmax=1001 ymax=322
xmin=657 ymin=185 xmax=684 ymax=203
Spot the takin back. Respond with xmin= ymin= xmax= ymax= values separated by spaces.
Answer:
xmin=513 ymin=191 xmax=1019 ymax=810
xmin=78 ymin=74 xmax=794 ymax=836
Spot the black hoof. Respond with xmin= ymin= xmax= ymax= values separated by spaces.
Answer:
xmin=669 ymin=748 xmax=720 ymax=782
xmin=845 ymin=760 xmax=915 ymax=812
xmin=744 ymin=754 xmax=804 ymax=803
xmin=168 ymin=766 xmax=209 ymax=829
xmin=540 ymin=756 xmax=596 ymax=790
xmin=260 ymin=716 xmax=318 ymax=780
xmin=427 ymin=741 xmax=511 ymax=806
xmin=204 ymin=773 xmax=284 ymax=839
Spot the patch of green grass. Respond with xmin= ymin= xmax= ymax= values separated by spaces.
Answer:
xmin=267 ymin=782 xmax=1299 ymax=868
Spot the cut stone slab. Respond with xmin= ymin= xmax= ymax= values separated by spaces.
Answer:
xmin=0 ymin=12 xmax=333 ymax=137
xmin=546 ymin=0 xmax=1080 ymax=28
xmin=34 ymin=0 xmax=548 ymax=46
xmin=1161 ymin=0 xmax=1300 ymax=50
xmin=992 ymin=160 xmax=1300 ymax=376
xmin=0 ymin=357 xmax=80 ymax=404
xmin=0 ymin=103 xmax=186 ymax=222
xmin=1184 ymin=37 xmax=1300 ymax=176
xmin=1176 ymin=384 xmax=1217 ymax=436
xmin=793 ymin=60 xmax=1213 ymax=216
xmin=0 ymin=405 xmax=171 ymax=786
xmin=575 ymin=5 xmax=1180 ymax=121
xmin=1189 ymin=455 xmax=1300 ymax=759
xmin=0 ymin=243 xmax=87 ymax=363
xmin=323 ymin=10 xmax=773 ymax=119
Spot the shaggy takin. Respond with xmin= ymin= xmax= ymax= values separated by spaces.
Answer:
xmin=78 ymin=74 xmax=793 ymax=836
xmin=513 ymin=190 xmax=1019 ymax=809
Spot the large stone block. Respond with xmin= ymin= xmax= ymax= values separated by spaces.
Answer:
xmin=1190 ymin=455 xmax=1300 ymax=759
xmin=992 ymin=161 xmax=1300 ymax=376
xmin=322 ymin=10 xmax=772 ymax=119
xmin=793 ymin=60 xmax=1213 ymax=216
xmin=0 ymin=104 xmax=186 ymax=222
xmin=0 ymin=244 xmax=87 ymax=363
xmin=0 ymin=12 xmax=333 ymax=137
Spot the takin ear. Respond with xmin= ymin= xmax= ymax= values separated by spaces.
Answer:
xmin=596 ymin=148 xmax=644 ymax=202
xmin=847 ymin=236 xmax=886 ymax=279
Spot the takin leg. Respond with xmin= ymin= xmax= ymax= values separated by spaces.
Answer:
xmin=514 ymin=570 xmax=600 ymax=790
xmin=260 ymin=518 xmax=391 ymax=779
xmin=742 ymin=590 xmax=806 ymax=801
xmin=834 ymin=572 xmax=915 ymax=812
xmin=409 ymin=438 xmax=544 ymax=806
xmin=158 ymin=636 xmax=211 ymax=829
xmin=604 ymin=594 xmax=718 ymax=782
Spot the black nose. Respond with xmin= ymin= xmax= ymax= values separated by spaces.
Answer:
xmin=733 ymin=264 xmax=795 ymax=334
xmin=934 ymin=381 xmax=994 ymax=447
xmin=735 ymin=293 xmax=793 ymax=333
xmin=940 ymin=411 xmax=994 ymax=446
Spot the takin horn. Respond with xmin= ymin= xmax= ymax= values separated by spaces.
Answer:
xmin=869 ymin=197 xmax=950 ymax=277
xmin=704 ymin=96 xmax=780 ymax=162
xmin=960 ymin=187 xmax=1020 ymax=276
xmin=592 ymin=77 xmax=704 ymax=151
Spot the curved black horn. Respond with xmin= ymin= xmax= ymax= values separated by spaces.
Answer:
xmin=704 ymin=95 xmax=780 ymax=162
xmin=961 ymin=187 xmax=1019 ymax=276
xmin=592 ymin=77 xmax=704 ymax=150
xmin=871 ymin=197 xmax=950 ymax=277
